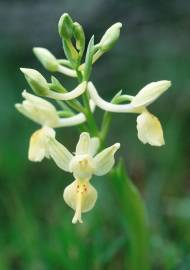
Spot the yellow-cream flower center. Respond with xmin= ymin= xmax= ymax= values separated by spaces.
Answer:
xmin=69 ymin=154 xmax=95 ymax=180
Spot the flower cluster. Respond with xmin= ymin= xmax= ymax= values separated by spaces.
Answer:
xmin=15 ymin=13 xmax=171 ymax=223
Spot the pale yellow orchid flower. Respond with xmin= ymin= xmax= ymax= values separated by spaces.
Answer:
xmin=48 ymin=132 xmax=120 ymax=223
xmin=88 ymin=81 xmax=171 ymax=146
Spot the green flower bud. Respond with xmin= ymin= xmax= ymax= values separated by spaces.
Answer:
xmin=20 ymin=68 xmax=49 ymax=96
xmin=99 ymin=22 xmax=122 ymax=52
xmin=58 ymin=13 xmax=73 ymax=39
xmin=33 ymin=47 xmax=59 ymax=72
xmin=73 ymin=22 xmax=85 ymax=53
xmin=63 ymin=40 xmax=79 ymax=68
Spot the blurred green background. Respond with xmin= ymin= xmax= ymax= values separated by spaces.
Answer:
xmin=0 ymin=0 xmax=190 ymax=269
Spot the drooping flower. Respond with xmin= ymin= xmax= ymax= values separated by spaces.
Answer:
xmin=47 ymin=132 xmax=120 ymax=223
xmin=136 ymin=110 xmax=164 ymax=146
xmin=28 ymin=126 xmax=56 ymax=161
xmin=15 ymin=91 xmax=95 ymax=161
xmin=88 ymin=81 xmax=171 ymax=146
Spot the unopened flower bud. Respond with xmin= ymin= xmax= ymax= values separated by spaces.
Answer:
xmin=99 ymin=22 xmax=122 ymax=52
xmin=131 ymin=80 xmax=171 ymax=108
xmin=33 ymin=47 xmax=59 ymax=72
xmin=58 ymin=13 xmax=73 ymax=39
xmin=73 ymin=22 xmax=85 ymax=52
xmin=20 ymin=68 xmax=49 ymax=96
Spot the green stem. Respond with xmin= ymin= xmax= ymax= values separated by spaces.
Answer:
xmin=100 ymin=93 xmax=133 ymax=145
xmin=82 ymin=91 xmax=99 ymax=136
xmin=100 ymin=112 xmax=112 ymax=146
xmin=76 ymin=68 xmax=99 ymax=137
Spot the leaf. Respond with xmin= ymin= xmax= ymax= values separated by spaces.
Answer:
xmin=109 ymin=160 xmax=150 ymax=270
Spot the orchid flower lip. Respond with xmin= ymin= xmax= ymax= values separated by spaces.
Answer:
xmin=136 ymin=110 xmax=165 ymax=146
xmin=28 ymin=126 xmax=55 ymax=162
xmin=63 ymin=178 xmax=98 ymax=224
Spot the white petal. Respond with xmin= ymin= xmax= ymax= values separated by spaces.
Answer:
xmin=16 ymin=91 xmax=60 ymax=127
xmin=46 ymin=81 xmax=87 ymax=100
xmin=93 ymin=143 xmax=120 ymax=176
xmin=69 ymin=154 xmax=95 ymax=180
xmin=88 ymin=82 xmax=142 ymax=113
xmin=131 ymin=80 xmax=171 ymax=108
xmin=89 ymin=137 xmax=100 ymax=156
xmin=22 ymin=90 xmax=54 ymax=109
xmin=76 ymin=132 xmax=91 ymax=155
xmin=136 ymin=111 xmax=165 ymax=146
xmin=63 ymin=179 xmax=97 ymax=224
xmin=48 ymin=139 xmax=73 ymax=172
xmin=28 ymin=127 xmax=55 ymax=161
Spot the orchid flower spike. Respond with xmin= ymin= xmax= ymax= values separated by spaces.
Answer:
xmin=88 ymin=81 xmax=171 ymax=146
xmin=15 ymin=91 xmax=95 ymax=161
xmin=48 ymin=132 xmax=120 ymax=224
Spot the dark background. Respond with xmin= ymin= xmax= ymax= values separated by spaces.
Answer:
xmin=0 ymin=0 xmax=190 ymax=269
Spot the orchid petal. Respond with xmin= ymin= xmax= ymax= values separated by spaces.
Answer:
xmin=28 ymin=127 xmax=55 ymax=162
xmin=89 ymin=137 xmax=100 ymax=156
xmin=136 ymin=110 xmax=165 ymax=146
xmin=94 ymin=143 xmax=120 ymax=176
xmin=131 ymin=80 xmax=171 ymax=108
xmin=48 ymin=138 xmax=73 ymax=172
xmin=15 ymin=91 xmax=59 ymax=127
xmin=76 ymin=132 xmax=91 ymax=155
